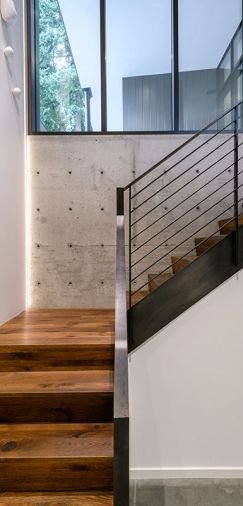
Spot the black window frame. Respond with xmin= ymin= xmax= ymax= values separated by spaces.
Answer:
xmin=27 ymin=0 xmax=243 ymax=135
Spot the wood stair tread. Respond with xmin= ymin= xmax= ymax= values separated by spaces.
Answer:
xmin=0 ymin=493 xmax=113 ymax=505
xmin=148 ymin=273 xmax=173 ymax=292
xmin=0 ymin=334 xmax=114 ymax=346
xmin=0 ymin=423 xmax=113 ymax=459
xmin=129 ymin=291 xmax=149 ymax=305
xmin=2 ymin=310 xmax=114 ymax=333
xmin=218 ymin=216 xmax=243 ymax=234
xmin=0 ymin=370 xmax=113 ymax=395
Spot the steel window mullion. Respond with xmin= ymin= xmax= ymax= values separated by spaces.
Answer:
xmin=172 ymin=0 xmax=179 ymax=132
xmin=100 ymin=0 xmax=107 ymax=132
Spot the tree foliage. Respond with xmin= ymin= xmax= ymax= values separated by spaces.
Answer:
xmin=39 ymin=0 xmax=85 ymax=131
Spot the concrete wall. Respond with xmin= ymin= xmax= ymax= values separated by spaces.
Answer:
xmin=28 ymin=132 xmax=243 ymax=308
xmin=129 ymin=268 xmax=243 ymax=479
xmin=0 ymin=1 xmax=26 ymax=324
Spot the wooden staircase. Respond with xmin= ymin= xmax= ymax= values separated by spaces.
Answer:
xmin=0 ymin=310 xmax=114 ymax=505
xmin=146 ymin=216 xmax=241 ymax=295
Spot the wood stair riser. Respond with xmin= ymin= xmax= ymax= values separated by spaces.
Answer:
xmin=0 ymin=459 xmax=113 ymax=492
xmin=195 ymin=236 xmax=223 ymax=256
xmin=0 ymin=393 xmax=113 ymax=423
xmin=171 ymin=256 xmax=195 ymax=274
xmin=0 ymin=347 xmax=114 ymax=372
xmin=148 ymin=273 xmax=173 ymax=293
xmin=218 ymin=216 xmax=243 ymax=235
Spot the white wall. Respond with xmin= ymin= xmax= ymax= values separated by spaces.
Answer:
xmin=129 ymin=269 xmax=243 ymax=479
xmin=0 ymin=1 xmax=26 ymax=324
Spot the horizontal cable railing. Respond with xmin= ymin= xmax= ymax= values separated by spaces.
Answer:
xmin=123 ymin=100 xmax=243 ymax=307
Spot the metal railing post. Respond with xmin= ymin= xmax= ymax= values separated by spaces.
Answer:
xmin=234 ymin=106 xmax=239 ymax=266
xmin=115 ymin=187 xmax=129 ymax=506
xmin=128 ymin=187 xmax=132 ymax=308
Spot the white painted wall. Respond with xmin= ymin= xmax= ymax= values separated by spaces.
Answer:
xmin=0 ymin=1 xmax=26 ymax=324
xmin=129 ymin=269 xmax=243 ymax=478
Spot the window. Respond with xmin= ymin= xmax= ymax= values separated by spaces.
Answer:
xmin=106 ymin=0 xmax=172 ymax=131
xmin=31 ymin=0 xmax=101 ymax=132
xmin=29 ymin=0 xmax=243 ymax=133
xmin=179 ymin=0 xmax=242 ymax=131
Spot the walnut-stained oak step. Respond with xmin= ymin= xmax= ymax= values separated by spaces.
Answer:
xmin=148 ymin=273 xmax=173 ymax=293
xmin=0 ymin=493 xmax=113 ymax=505
xmin=0 ymin=424 xmax=113 ymax=492
xmin=194 ymin=236 xmax=224 ymax=256
xmin=0 ymin=336 xmax=114 ymax=372
xmin=171 ymin=256 xmax=196 ymax=274
xmin=0 ymin=370 xmax=113 ymax=423
xmin=218 ymin=216 xmax=243 ymax=234
xmin=0 ymin=311 xmax=114 ymax=371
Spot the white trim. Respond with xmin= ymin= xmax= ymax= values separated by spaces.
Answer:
xmin=130 ymin=468 xmax=243 ymax=480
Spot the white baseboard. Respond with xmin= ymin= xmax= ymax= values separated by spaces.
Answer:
xmin=130 ymin=467 xmax=243 ymax=480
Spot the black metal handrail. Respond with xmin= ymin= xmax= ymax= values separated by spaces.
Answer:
xmin=114 ymin=188 xmax=129 ymax=506
xmin=125 ymin=100 xmax=243 ymax=191
xmin=131 ymin=126 xmax=235 ymax=206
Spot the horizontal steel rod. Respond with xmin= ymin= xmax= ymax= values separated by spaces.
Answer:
xmin=131 ymin=146 xmax=235 ymax=228
xmin=131 ymin=157 xmax=243 ymax=246
xmin=131 ymin=186 xmax=237 ymax=270
xmin=131 ymin=119 xmax=235 ymax=200
xmin=132 ymin=135 xmax=234 ymax=213
xmin=131 ymin=172 xmax=240 ymax=258
xmin=131 ymin=208 xmax=243 ymax=297
xmin=125 ymin=100 xmax=243 ymax=191
xmin=131 ymin=187 xmax=243 ymax=282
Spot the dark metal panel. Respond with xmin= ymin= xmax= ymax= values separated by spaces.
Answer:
xmin=128 ymin=226 xmax=243 ymax=352
xmin=114 ymin=418 xmax=129 ymax=506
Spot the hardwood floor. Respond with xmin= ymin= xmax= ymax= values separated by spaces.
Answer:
xmin=0 ymin=310 xmax=115 ymax=504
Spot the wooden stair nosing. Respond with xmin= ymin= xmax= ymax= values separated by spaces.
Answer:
xmin=0 ymin=493 xmax=113 ymax=505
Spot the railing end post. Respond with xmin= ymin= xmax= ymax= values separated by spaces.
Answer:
xmin=117 ymin=187 xmax=124 ymax=216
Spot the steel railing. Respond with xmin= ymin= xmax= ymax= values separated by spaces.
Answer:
xmin=121 ymin=100 xmax=243 ymax=307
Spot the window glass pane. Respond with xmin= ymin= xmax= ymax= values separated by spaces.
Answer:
xmin=219 ymin=50 xmax=231 ymax=83
xmin=36 ymin=0 xmax=101 ymax=132
xmin=238 ymin=70 xmax=243 ymax=100
xmin=179 ymin=0 xmax=242 ymax=131
xmin=106 ymin=0 xmax=172 ymax=132
xmin=233 ymin=26 xmax=242 ymax=67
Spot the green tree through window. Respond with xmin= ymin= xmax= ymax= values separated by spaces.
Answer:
xmin=39 ymin=0 xmax=85 ymax=131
